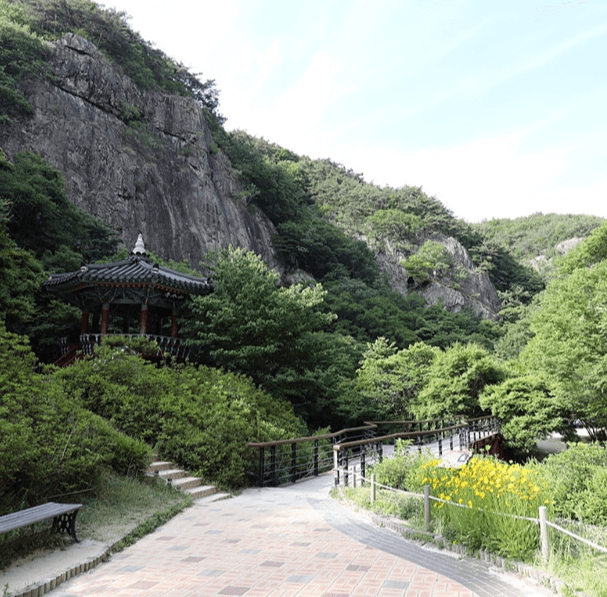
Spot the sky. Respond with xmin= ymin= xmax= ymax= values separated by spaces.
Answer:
xmin=105 ymin=0 xmax=607 ymax=223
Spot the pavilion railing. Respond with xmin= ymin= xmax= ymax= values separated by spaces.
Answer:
xmin=80 ymin=333 xmax=191 ymax=359
xmin=58 ymin=334 xmax=192 ymax=360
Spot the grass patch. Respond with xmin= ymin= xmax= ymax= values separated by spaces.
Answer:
xmin=0 ymin=470 xmax=190 ymax=572
xmin=545 ymin=520 xmax=607 ymax=597
xmin=78 ymin=470 xmax=190 ymax=543
xmin=336 ymin=485 xmax=424 ymax=528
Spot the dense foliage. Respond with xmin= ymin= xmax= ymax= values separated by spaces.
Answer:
xmin=0 ymin=148 xmax=118 ymax=359
xmin=0 ymin=324 xmax=151 ymax=512
xmin=473 ymin=213 xmax=605 ymax=264
xmin=55 ymin=338 xmax=308 ymax=488
xmin=536 ymin=443 xmax=607 ymax=524
xmin=0 ymin=0 xmax=49 ymax=122
xmin=1 ymin=0 xmax=223 ymax=122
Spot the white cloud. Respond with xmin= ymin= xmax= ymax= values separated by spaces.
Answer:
xmin=335 ymin=130 xmax=578 ymax=222
xmin=260 ymin=52 xmax=343 ymax=137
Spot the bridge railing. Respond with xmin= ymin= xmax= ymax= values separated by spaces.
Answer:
xmin=247 ymin=424 xmax=377 ymax=487
xmin=247 ymin=417 xmax=500 ymax=488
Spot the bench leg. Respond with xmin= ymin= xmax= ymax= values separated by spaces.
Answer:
xmin=52 ymin=511 xmax=80 ymax=543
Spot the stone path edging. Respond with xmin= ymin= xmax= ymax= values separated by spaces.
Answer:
xmin=330 ymin=495 xmax=572 ymax=597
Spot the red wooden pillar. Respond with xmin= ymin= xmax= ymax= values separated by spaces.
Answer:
xmin=139 ymin=304 xmax=149 ymax=335
xmin=100 ymin=303 xmax=110 ymax=334
xmin=80 ymin=311 xmax=89 ymax=335
xmin=171 ymin=310 xmax=178 ymax=338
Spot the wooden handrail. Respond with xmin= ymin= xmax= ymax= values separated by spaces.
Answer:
xmin=246 ymin=424 xmax=377 ymax=449
xmin=246 ymin=416 xmax=501 ymax=488
xmin=333 ymin=423 xmax=468 ymax=451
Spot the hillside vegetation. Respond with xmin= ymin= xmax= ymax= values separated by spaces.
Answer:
xmin=2 ymin=0 xmax=607 ymax=533
xmin=473 ymin=213 xmax=605 ymax=263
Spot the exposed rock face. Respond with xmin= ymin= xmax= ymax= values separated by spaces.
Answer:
xmin=0 ymin=34 xmax=276 ymax=268
xmin=0 ymin=34 xmax=501 ymax=318
xmin=377 ymin=235 xmax=501 ymax=319
xmin=530 ymin=237 xmax=585 ymax=272
xmin=555 ymin=237 xmax=585 ymax=254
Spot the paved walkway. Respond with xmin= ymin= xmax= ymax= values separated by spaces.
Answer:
xmin=32 ymin=473 xmax=554 ymax=597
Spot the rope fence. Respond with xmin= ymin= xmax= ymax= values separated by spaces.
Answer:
xmin=339 ymin=465 xmax=607 ymax=561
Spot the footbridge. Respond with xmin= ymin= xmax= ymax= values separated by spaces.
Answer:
xmin=247 ymin=416 xmax=502 ymax=488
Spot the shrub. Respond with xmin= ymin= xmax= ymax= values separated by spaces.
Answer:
xmin=55 ymin=343 xmax=308 ymax=489
xmin=155 ymin=365 xmax=308 ymax=488
xmin=534 ymin=442 xmax=607 ymax=524
xmin=0 ymin=324 xmax=151 ymax=511
xmin=371 ymin=440 xmax=434 ymax=492
xmin=421 ymin=456 xmax=550 ymax=560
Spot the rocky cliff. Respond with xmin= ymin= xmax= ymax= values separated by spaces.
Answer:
xmin=376 ymin=234 xmax=501 ymax=319
xmin=418 ymin=236 xmax=501 ymax=319
xmin=1 ymin=33 xmax=501 ymax=318
xmin=0 ymin=34 xmax=276 ymax=268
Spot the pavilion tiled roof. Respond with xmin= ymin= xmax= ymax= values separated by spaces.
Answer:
xmin=45 ymin=255 xmax=211 ymax=295
xmin=45 ymin=234 xmax=211 ymax=297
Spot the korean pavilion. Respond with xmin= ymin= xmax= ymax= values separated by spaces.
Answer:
xmin=45 ymin=234 xmax=211 ymax=364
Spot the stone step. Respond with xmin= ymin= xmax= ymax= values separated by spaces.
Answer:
xmin=157 ymin=468 xmax=187 ymax=481
xmin=171 ymin=476 xmax=202 ymax=491
xmin=147 ymin=460 xmax=231 ymax=502
xmin=148 ymin=461 xmax=173 ymax=473
xmin=186 ymin=485 xmax=218 ymax=500
xmin=194 ymin=491 xmax=232 ymax=504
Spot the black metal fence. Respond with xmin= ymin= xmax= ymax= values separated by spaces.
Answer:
xmin=247 ymin=425 xmax=376 ymax=487
xmin=247 ymin=417 xmax=501 ymax=488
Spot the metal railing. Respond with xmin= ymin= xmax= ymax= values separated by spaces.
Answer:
xmin=247 ymin=425 xmax=376 ymax=487
xmin=247 ymin=416 xmax=501 ymax=488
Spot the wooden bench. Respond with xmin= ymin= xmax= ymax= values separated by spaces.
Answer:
xmin=0 ymin=502 xmax=82 ymax=543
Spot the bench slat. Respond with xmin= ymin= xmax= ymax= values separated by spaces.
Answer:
xmin=0 ymin=503 xmax=82 ymax=534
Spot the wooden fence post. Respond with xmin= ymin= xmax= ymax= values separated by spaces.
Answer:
xmin=371 ymin=474 xmax=376 ymax=503
xmin=334 ymin=449 xmax=339 ymax=486
xmin=424 ymin=485 xmax=431 ymax=530
xmin=539 ymin=506 xmax=550 ymax=563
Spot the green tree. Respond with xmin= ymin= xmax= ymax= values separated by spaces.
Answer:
xmin=0 ymin=153 xmax=45 ymax=327
xmin=0 ymin=149 xmax=118 ymax=358
xmin=479 ymin=374 xmax=569 ymax=453
xmin=1 ymin=151 xmax=117 ymax=264
xmin=366 ymin=209 xmax=421 ymax=248
xmin=401 ymin=240 xmax=457 ymax=283
xmin=0 ymin=0 xmax=49 ymax=122
xmin=355 ymin=339 xmax=439 ymax=419
xmin=557 ymin=221 xmax=607 ymax=275
xmin=519 ymin=258 xmax=607 ymax=439
xmin=188 ymin=247 xmax=335 ymax=410
xmin=414 ymin=342 xmax=505 ymax=420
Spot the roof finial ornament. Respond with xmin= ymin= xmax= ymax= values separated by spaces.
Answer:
xmin=133 ymin=233 xmax=146 ymax=256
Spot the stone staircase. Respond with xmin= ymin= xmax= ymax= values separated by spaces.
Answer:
xmin=147 ymin=460 xmax=231 ymax=503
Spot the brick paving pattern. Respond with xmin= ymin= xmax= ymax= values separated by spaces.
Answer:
xmin=47 ymin=476 xmax=550 ymax=597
